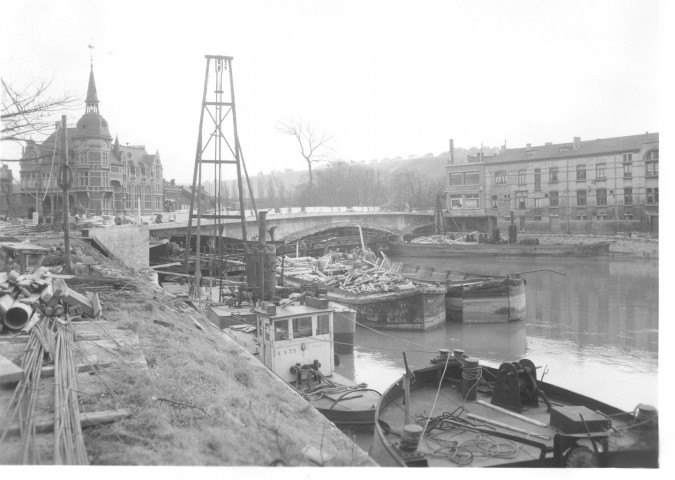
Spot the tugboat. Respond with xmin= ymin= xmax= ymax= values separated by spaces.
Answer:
xmin=221 ymin=211 xmax=380 ymax=428
xmin=223 ymin=294 xmax=381 ymax=428
xmin=371 ymin=349 xmax=658 ymax=467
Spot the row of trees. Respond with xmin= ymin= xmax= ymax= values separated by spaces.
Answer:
xmin=250 ymin=162 xmax=445 ymax=211
xmin=277 ymin=118 xmax=445 ymax=210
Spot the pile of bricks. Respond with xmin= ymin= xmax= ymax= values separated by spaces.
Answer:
xmin=0 ymin=267 xmax=101 ymax=334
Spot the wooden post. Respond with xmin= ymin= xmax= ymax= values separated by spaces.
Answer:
xmin=61 ymin=116 xmax=72 ymax=274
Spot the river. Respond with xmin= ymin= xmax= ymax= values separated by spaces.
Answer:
xmin=335 ymin=255 xmax=659 ymax=421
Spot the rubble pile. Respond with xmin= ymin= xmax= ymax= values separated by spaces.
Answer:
xmin=279 ymin=255 xmax=417 ymax=295
xmin=0 ymin=267 xmax=101 ymax=335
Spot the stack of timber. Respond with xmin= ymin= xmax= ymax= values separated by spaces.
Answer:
xmin=279 ymin=255 xmax=446 ymax=330
xmin=0 ymin=268 xmax=131 ymax=464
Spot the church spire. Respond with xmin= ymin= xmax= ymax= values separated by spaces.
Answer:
xmin=86 ymin=65 xmax=100 ymax=114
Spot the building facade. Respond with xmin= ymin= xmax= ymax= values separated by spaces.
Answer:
xmin=18 ymin=66 xmax=164 ymax=218
xmin=445 ymin=133 xmax=659 ymax=234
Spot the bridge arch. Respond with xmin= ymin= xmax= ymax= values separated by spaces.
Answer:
xmin=280 ymin=222 xmax=402 ymax=242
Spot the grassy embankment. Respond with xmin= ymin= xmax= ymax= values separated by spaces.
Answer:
xmin=14 ymin=237 xmax=374 ymax=466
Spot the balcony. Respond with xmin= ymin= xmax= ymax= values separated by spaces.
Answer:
xmin=71 ymin=185 xmax=114 ymax=192
xmin=447 ymin=208 xmax=487 ymax=216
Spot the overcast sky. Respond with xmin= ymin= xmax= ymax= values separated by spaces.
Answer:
xmin=0 ymin=0 xmax=665 ymax=184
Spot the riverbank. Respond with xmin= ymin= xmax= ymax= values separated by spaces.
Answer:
xmin=520 ymin=232 xmax=658 ymax=259
xmin=0 ymin=236 xmax=373 ymax=466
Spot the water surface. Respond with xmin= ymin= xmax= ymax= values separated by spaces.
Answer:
xmin=336 ymin=256 xmax=658 ymax=412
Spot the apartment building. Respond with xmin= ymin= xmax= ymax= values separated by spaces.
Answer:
xmin=445 ymin=133 xmax=659 ymax=234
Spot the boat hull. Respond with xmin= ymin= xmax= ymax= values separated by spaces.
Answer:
xmin=372 ymin=360 xmax=658 ymax=468
xmin=327 ymin=286 xmax=447 ymax=330
xmin=397 ymin=263 xmax=526 ymax=323
xmin=446 ymin=278 xmax=526 ymax=323
xmin=388 ymin=241 xmax=611 ymax=258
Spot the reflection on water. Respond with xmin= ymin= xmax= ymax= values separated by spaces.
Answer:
xmin=335 ymin=256 xmax=658 ymax=412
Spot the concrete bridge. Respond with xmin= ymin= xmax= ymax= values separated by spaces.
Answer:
xmin=148 ymin=211 xmax=435 ymax=242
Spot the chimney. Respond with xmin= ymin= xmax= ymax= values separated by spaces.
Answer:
xmin=573 ymin=137 xmax=581 ymax=150
xmin=449 ymin=139 xmax=455 ymax=165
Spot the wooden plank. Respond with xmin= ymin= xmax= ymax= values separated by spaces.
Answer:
xmin=150 ymin=262 xmax=182 ymax=269
xmin=40 ymin=360 xmax=112 ymax=378
xmin=1 ymin=408 xmax=132 ymax=436
xmin=0 ymin=354 xmax=24 ymax=384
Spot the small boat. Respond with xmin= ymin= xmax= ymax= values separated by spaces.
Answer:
xmin=371 ymin=349 xmax=658 ymax=467
xmin=387 ymin=240 xmax=611 ymax=258
xmin=393 ymin=262 xmax=526 ymax=323
xmin=221 ymin=295 xmax=381 ymax=428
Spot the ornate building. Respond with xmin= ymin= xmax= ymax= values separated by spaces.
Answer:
xmin=19 ymin=65 xmax=164 ymax=218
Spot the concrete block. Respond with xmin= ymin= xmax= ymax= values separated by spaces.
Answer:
xmin=61 ymin=289 xmax=95 ymax=318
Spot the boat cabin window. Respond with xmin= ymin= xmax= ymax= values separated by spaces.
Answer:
xmin=274 ymin=319 xmax=290 ymax=341
xmin=317 ymin=314 xmax=330 ymax=335
xmin=292 ymin=316 xmax=313 ymax=338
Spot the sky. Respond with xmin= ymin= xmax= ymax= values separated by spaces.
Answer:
xmin=0 ymin=0 xmax=666 ymax=185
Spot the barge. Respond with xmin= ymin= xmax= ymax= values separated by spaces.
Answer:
xmin=394 ymin=262 xmax=526 ymax=323
xmin=325 ymin=285 xmax=447 ymax=330
xmin=388 ymin=241 xmax=611 ymax=258
xmin=371 ymin=349 xmax=658 ymax=468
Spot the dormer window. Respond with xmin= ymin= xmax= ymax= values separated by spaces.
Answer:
xmin=559 ymin=146 xmax=571 ymax=153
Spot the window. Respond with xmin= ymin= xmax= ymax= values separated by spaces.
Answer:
xmin=518 ymin=170 xmax=526 ymax=185
xmin=450 ymin=194 xmax=462 ymax=208
xmin=449 ymin=173 xmax=463 ymax=186
xmin=624 ymin=187 xmax=633 ymax=206
xmin=533 ymin=198 xmax=541 ymax=208
xmin=145 ymin=186 xmax=152 ymax=209
xmin=596 ymin=163 xmax=606 ymax=179
xmin=645 ymin=154 xmax=658 ymax=176
xmin=495 ymin=170 xmax=507 ymax=184
xmin=623 ymin=163 xmax=632 ymax=178
xmin=577 ymin=190 xmax=587 ymax=207
xmin=596 ymin=189 xmax=607 ymax=206
xmin=292 ymin=316 xmax=313 ymax=339
xmin=534 ymin=169 xmax=541 ymax=190
xmin=526 ymin=150 xmax=534 ymax=156
xmin=79 ymin=171 xmax=89 ymax=186
xmin=646 ymin=187 xmax=659 ymax=204
xmin=464 ymin=194 xmax=479 ymax=209
xmin=549 ymin=167 xmax=558 ymax=183
xmin=516 ymin=191 xmax=527 ymax=210
xmin=559 ymin=147 xmax=571 ymax=153
xmin=102 ymin=152 xmax=108 ymax=166
xmin=464 ymin=171 xmax=479 ymax=185
xmin=317 ymin=314 xmax=330 ymax=335
xmin=576 ymin=165 xmax=586 ymax=181
xmin=623 ymin=153 xmax=633 ymax=163
xmin=549 ymin=191 xmax=559 ymax=207
xmin=274 ymin=319 xmax=290 ymax=341
xmin=78 ymin=152 xmax=87 ymax=164
xmin=491 ymin=195 xmax=498 ymax=208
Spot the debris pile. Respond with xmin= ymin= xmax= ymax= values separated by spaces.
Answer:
xmin=0 ymin=268 xmax=106 ymax=464
xmin=0 ymin=268 xmax=101 ymax=334
xmin=279 ymin=255 xmax=417 ymax=295
xmin=410 ymin=233 xmax=480 ymax=244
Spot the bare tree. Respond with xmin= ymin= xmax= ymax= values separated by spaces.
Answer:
xmin=278 ymin=119 xmax=333 ymax=194
xmin=2 ymin=78 xmax=78 ymax=144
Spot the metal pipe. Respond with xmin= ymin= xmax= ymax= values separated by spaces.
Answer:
xmin=3 ymin=300 xmax=33 ymax=330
